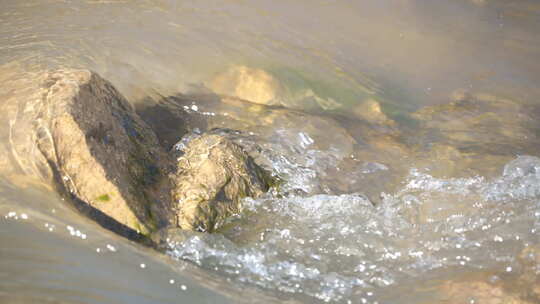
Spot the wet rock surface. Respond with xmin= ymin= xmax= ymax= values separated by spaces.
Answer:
xmin=171 ymin=131 xmax=275 ymax=232
xmin=438 ymin=279 xmax=531 ymax=304
xmin=139 ymin=93 xmax=382 ymax=197
xmin=409 ymin=92 xmax=540 ymax=178
xmin=4 ymin=68 xmax=275 ymax=237
xmin=517 ymin=245 xmax=540 ymax=301
xmin=28 ymin=69 xmax=170 ymax=235
xmin=208 ymin=66 xmax=282 ymax=106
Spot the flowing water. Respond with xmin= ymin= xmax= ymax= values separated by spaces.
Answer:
xmin=2 ymin=0 xmax=540 ymax=303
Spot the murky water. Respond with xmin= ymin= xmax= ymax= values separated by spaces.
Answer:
xmin=2 ymin=0 xmax=540 ymax=303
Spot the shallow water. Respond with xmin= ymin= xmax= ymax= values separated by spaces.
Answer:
xmin=2 ymin=0 xmax=540 ymax=303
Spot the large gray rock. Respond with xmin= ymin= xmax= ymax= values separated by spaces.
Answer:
xmin=11 ymin=68 xmax=170 ymax=235
xmin=171 ymin=132 xmax=275 ymax=232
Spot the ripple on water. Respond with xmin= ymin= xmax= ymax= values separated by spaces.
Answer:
xmin=165 ymin=155 xmax=540 ymax=303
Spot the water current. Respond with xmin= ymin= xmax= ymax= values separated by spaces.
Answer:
xmin=1 ymin=1 xmax=540 ymax=303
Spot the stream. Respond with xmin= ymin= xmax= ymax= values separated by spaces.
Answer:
xmin=1 ymin=1 xmax=540 ymax=303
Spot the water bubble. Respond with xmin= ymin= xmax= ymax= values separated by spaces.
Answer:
xmin=162 ymin=154 xmax=540 ymax=302
xmin=106 ymin=244 xmax=116 ymax=252
xmin=489 ymin=275 xmax=500 ymax=284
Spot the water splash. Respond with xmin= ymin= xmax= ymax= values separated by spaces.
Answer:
xmin=166 ymin=155 xmax=540 ymax=303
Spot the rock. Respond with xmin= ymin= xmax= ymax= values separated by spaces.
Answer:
xmin=208 ymin=66 xmax=281 ymax=106
xmin=517 ymin=245 xmax=540 ymax=301
xmin=352 ymin=99 xmax=395 ymax=126
xmin=15 ymin=69 xmax=170 ymax=236
xmin=439 ymin=279 xmax=531 ymax=304
xmin=201 ymin=96 xmax=361 ymax=194
xmin=4 ymin=68 xmax=278 ymax=237
xmin=171 ymin=131 xmax=275 ymax=232
xmin=143 ymin=93 xmax=409 ymax=197
xmin=413 ymin=92 xmax=538 ymax=153
xmin=409 ymin=92 xmax=540 ymax=177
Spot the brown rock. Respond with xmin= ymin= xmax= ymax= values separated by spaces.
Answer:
xmin=171 ymin=132 xmax=274 ymax=232
xmin=410 ymin=92 xmax=540 ymax=177
xmin=27 ymin=69 xmax=169 ymax=235
xmin=208 ymin=66 xmax=282 ymax=106
xmin=352 ymin=98 xmax=395 ymax=126
xmin=517 ymin=245 xmax=540 ymax=301
xmin=412 ymin=92 xmax=537 ymax=154
xmin=439 ymin=280 xmax=532 ymax=304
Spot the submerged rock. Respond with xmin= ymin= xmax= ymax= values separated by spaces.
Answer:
xmin=351 ymin=98 xmax=395 ymax=126
xmin=439 ymin=279 xmax=534 ymax=304
xmin=171 ymin=131 xmax=274 ymax=232
xmin=11 ymin=69 xmax=170 ymax=236
xmin=140 ymin=93 xmax=408 ymax=197
xmin=518 ymin=245 xmax=540 ymax=301
xmin=410 ymin=92 xmax=540 ymax=177
xmin=208 ymin=66 xmax=282 ymax=106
